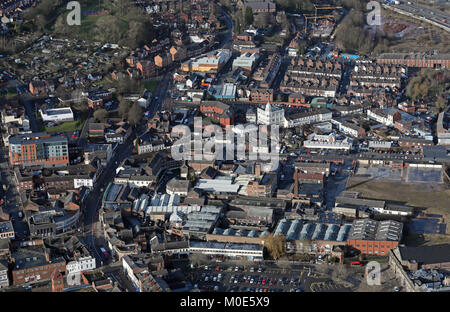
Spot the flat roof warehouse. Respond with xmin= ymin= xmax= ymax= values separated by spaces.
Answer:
xmin=43 ymin=108 xmax=73 ymax=116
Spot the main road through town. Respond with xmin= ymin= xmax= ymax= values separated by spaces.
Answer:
xmin=81 ymin=7 xmax=234 ymax=266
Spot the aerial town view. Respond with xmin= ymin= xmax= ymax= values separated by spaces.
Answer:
xmin=0 ymin=0 xmax=449 ymax=296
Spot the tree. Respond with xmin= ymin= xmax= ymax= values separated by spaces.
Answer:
xmin=275 ymin=0 xmax=313 ymax=12
xmin=264 ymin=234 xmax=286 ymax=260
xmin=406 ymin=69 xmax=450 ymax=106
xmin=297 ymin=43 xmax=307 ymax=56
xmin=94 ymin=15 xmax=122 ymax=43
xmin=235 ymin=15 xmax=243 ymax=33
xmin=118 ymin=98 xmax=131 ymax=119
xmin=93 ymin=109 xmax=108 ymax=122
xmin=244 ymin=7 xmax=254 ymax=26
xmin=254 ymin=12 xmax=272 ymax=28
xmin=128 ymin=103 xmax=144 ymax=125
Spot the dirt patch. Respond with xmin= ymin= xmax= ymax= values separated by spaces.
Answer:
xmin=383 ymin=17 xmax=410 ymax=34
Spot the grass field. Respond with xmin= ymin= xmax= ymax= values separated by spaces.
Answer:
xmin=45 ymin=117 xmax=86 ymax=133
xmin=143 ymin=80 xmax=158 ymax=93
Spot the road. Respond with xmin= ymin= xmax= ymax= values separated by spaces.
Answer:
xmin=82 ymin=70 xmax=173 ymax=266
xmin=285 ymin=150 xmax=423 ymax=162
xmin=82 ymin=135 xmax=136 ymax=265
xmin=385 ymin=1 xmax=450 ymax=32
xmin=218 ymin=7 xmax=234 ymax=50
xmin=23 ymin=98 xmax=40 ymax=132
xmin=80 ymin=6 xmax=236 ymax=266
xmin=0 ymin=144 xmax=29 ymax=239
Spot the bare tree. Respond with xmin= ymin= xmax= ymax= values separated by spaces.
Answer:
xmin=128 ymin=103 xmax=144 ymax=125
xmin=93 ymin=109 xmax=108 ymax=122
xmin=264 ymin=234 xmax=286 ymax=260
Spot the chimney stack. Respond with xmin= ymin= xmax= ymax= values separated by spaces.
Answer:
xmin=255 ymin=163 xmax=261 ymax=177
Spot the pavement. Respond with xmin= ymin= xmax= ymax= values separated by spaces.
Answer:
xmin=325 ymin=163 xmax=351 ymax=210
xmin=188 ymin=263 xmax=351 ymax=293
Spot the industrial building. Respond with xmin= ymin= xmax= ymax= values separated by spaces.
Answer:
xmin=347 ymin=219 xmax=403 ymax=255
xmin=189 ymin=241 xmax=263 ymax=261
xmin=392 ymin=244 xmax=450 ymax=271
xmin=39 ymin=107 xmax=74 ymax=122
xmin=274 ymin=219 xmax=352 ymax=242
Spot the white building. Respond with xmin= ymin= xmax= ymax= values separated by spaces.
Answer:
xmin=39 ymin=107 xmax=74 ymax=122
xmin=122 ymin=255 xmax=140 ymax=288
xmin=195 ymin=179 xmax=241 ymax=193
xmin=337 ymin=121 xmax=364 ymax=138
xmin=367 ymin=109 xmax=400 ymax=127
xmin=246 ymin=108 xmax=257 ymax=123
xmin=232 ymin=52 xmax=259 ymax=71
xmin=437 ymin=111 xmax=450 ymax=146
xmin=74 ymin=177 xmax=94 ymax=189
xmin=189 ymin=241 xmax=263 ymax=261
xmin=138 ymin=140 xmax=166 ymax=154
xmin=257 ymin=102 xmax=285 ymax=126
xmin=368 ymin=141 xmax=392 ymax=149
xmin=303 ymin=140 xmax=352 ymax=150
xmin=284 ymin=109 xmax=332 ymax=128
xmin=66 ymin=256 xmax=96 ymax=275
xmin=0 ymin=262 xmax=9 ymax=288
xmin=370 ymin=205 xmax=414 ymax=216
xmin=128 ymin=176 xmax=154 ymax=188
xmin=137 ymin=97 xmax=151 ymax=109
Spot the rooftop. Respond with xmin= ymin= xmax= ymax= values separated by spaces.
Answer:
xmin=0 ymin=221 xmax=13 ymax=233
xmin=349 ymin=219 xmax=403 ymax=242
xmin=9 ymin=132 xmax=68 ymax=145
xmin=189 ymin=240 xmax=263 ymax=251
xmin=398 ymin=244 xmax=450 ymax=265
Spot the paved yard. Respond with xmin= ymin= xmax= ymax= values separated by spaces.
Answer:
xmin=405 ymin=167 xmax=443 ymax=183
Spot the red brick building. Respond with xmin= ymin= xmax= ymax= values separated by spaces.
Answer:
xmin=51 ymin=270 xmax=64 ymax=292
xmin=376 ymin=53 xmax=450 ymax=69
xmin=247 ymin=173 xmax=277 ymax=197
xmin=87 ymin=96 xmax=103 ymax=109
xmin=200 ymin=101 xmax=234 ymax=127
xmin=249 ymin=89 xmax=273 ymax=102
xmin=288 ymin=93 xmax=307 ymax=107
xmin=154 ymin=52 xmax=173 ymax=68
xmin=29 ymin=80 xmax=54 ymax=95
xmin=398 ymin=137 xmax=433 ymax=153
xmin=11 ymin=248 xmax=66 ymax=285
xmin=347 ymin=219 xmax=403 ymax=256
xmin=137 ymin=60 xmax=156 ymax=78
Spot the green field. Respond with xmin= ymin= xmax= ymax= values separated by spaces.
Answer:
xmin=1 ymin=87 xmax=18 ymax=99
xmin=143 ymin=80 xmax=158 ymax=93
xmin=45 ymin=117 xmax=86 ymax=133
